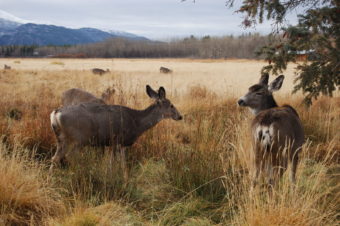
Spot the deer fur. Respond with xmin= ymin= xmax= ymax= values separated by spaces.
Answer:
xmin=92 ymin=68 xmax=110 ymax=75
xmin=160 ymin=66 xmax=172 ymax=74
xmin=50 ymin=85 xmax=182 ymax=177
xmin=238 ymin=74 xmax=304 ymax=187
xmin=61 ymin=88 xmax=106 ymax=106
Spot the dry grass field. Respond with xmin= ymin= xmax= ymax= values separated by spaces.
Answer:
xmin=0 ymin=58 xmax=339 ymax=225
xmin=0 ymin=58 xmax=299 ymax=96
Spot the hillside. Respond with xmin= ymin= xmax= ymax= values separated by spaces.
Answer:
xmin=0 ymin=16 xmax=148 ymax=46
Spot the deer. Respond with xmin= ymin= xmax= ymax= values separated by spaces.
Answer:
xmin=101 ymin=86 xmax=116 ymax=103
xmin=237 ymin=74 xmax=304 ymax=189
xmin=160 ymin=66 xmax=172 ymax=74
xmin=49 ymin=85 xmax=183 ymax=180
xmin=4 ymin=64 xmax=11 ymax=70
xmin=61 ymin=88 xmax=106 ymax=106
xmin=92 ymin=68 xmax=110 ymax=75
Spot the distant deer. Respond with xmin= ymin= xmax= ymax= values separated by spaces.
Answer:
xmin=92 ymin=68 xmax=110 ymax=75
xmin=50 ymin=85 xmax=182 ymax=179
xmin=4 ymin=64 xmax=11 ymax=70
xmin=160 ymin=66 xmax=172 ymax=74
xmin=61 ymin=88 xmax=106 ymax=106
xmin=101 ymin=86 xmax=116 ymax=103
xmin=237 ymin=74 xmax=304 ymax=188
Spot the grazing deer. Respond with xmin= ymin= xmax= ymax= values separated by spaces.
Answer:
xmin=4 ymin=64 xmax=11 ymax=70
xmin=237 ymin=74 xmax=304 ymax=188
xmin=61 ymin=88 xmax=106 ymax=106
xmin=101 ymin=86 xmax=116 ymax=103
xmin=92 ymin=68 xmax=110 ymax=75
xmin=160 ymin=66 xmax=172 ymax=74
xmin=50 ymin=85 xmax=182 ymax=179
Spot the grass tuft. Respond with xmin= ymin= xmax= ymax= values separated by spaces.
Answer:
xmin=0 ymin=143 xmax=65 ymax=225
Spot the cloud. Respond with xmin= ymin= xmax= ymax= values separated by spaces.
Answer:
xmin=0 ymin=0 xmax=299 ymax=40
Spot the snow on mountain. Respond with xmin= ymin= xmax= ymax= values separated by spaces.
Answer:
xmin=0 ymin=10 xmax=148 ymax=45
xmin=0 ymin=9 xmax=32 ymax=24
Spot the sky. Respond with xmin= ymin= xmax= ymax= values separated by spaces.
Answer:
xmin=0 ymin=0 xmax=301 ymax=40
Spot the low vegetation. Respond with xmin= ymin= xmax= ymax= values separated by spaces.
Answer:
xmin=50 ymin=61 xmax=65 ymax=66
xmin=0 ymin=59 xmax=338 ymax=225
xmin=0 ymin=143 xmax=65 ymax=225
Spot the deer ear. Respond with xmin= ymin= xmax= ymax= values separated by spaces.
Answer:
xmin=146 ymin=85 xmax=158 ymax=99
xmin=269 ymin=75 xmax=284 ymax=92
xmin=259 ymin=73 xmax=269 ymax=85
xmin=158 ymin=87 xmax=166 ymax=99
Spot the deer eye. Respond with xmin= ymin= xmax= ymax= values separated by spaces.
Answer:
xmin=170 ymin=104 xmax=174 ymax=108
xmin=255 ymin=92 xmax=263 ymax=96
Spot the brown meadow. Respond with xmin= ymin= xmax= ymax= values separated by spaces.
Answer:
xmin=0 ymin=58 xmax=339 ymax=225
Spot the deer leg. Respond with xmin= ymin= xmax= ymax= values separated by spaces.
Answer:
xmin=265 ymin=163 xmax=276 ymax=198
xmin=251 ymin=167 xmax=259 ymax=189
xmin=101 ymin=146 xmax=105 ymax=155
xmin=59 ymin=155 xmax=69 ymax=168
xmin=120 ymin=146 xmax=128 ymax=183
xmin=250 ymin=167 xmax=260 ymax=197
xmin=108 ymin=146 xmax=116 ymax=171
xmin=50 ymin=141 xmax=67 ymax=172
xmin=267 ymin=164 xmax=274 ymax=187
xmin=251 ymin=153 xmax=261 ymax=194
xmin=290 ymin=154 xmax=299 ymax=185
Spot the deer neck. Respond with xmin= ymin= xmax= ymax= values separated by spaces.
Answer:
xmin=134 ymin=103 xmax=163 ymax=136
xmin=252 ymin=95 xmax=278 ymax=115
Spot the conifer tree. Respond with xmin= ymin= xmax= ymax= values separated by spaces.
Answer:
xmin=227 ymin=0 xmax=340 ymax=105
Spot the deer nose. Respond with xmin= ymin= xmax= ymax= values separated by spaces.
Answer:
xmin=178 ymin=115 xmax=183 ymax=120
xmin=238 ymin=99 xmax=245 ymax=106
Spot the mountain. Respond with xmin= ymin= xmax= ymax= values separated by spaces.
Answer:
xmin=0 ymin=18 xmax=20 ymax=36
xmin=0 ymin=23 xmax=118 ymax=45
xmin=0 ymin=23 xmax=149 ymax=46
xmin=107 ymin=30 xmax=149 ymax=41
xmin=0 ymin=11 xmax=148 ymax=46
xmin=0 ymin=18 xmax=20 ymax=30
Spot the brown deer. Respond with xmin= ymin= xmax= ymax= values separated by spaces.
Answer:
xmin=92 ymin=68 xmax=110 ymax=75
xmin=237 ymin=74 xmax=304 ymax=188
xmin=4 ymin=64 xmax=11 ymax=70
xmin=61 ymin=88 xmax=106 ymax=106
xmin=50 ymin=85 xmax=182 ymax=179
xmin=160 ymin=66 xmax=172 ymax=74
xmin=101 ymin=86 xmax=116 ymax=104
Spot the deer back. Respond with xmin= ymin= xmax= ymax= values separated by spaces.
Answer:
xmin=251 ymin=105 xmax=304 ymax=161
xmin=62 ymin=88 xmax=105 ymax=106
xmin=54 ymin=103 xmax=139 ymax=146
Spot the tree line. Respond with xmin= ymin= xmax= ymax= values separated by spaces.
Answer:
xmin=0 ymin=33 xmax=269 ymax=59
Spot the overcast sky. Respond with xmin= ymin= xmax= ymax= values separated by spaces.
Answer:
xmin=0 ymin=0 xmax=301 ymax=40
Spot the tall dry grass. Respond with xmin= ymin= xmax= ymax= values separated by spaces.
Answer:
xmin=0 ymin=143 xmax=65 ymax=225
xmin=0 ymin=59 xmax=338 ymax=225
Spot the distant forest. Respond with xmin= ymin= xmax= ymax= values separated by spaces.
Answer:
xmin=0 ymin=33 xmax=270 ymax=59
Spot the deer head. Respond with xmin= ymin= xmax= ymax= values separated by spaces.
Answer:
xmin=237 ymin=74 xmax=285 ymax=115
xmin=146 ymin=85 xmax=182 ymax=121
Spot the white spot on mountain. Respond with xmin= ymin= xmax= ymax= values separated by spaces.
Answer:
xmin=0 ymin=9 xmax=32 ymax=24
